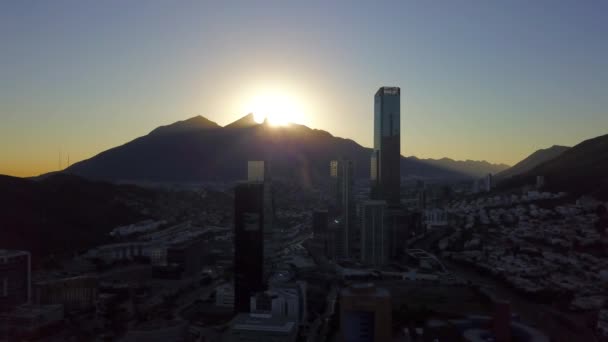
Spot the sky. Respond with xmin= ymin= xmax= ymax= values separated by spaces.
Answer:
xmin=1 ymin=1 xmax=607 ymax=177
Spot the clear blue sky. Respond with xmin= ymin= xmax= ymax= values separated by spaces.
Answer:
xmin=1 ymin=0 xmax=607 ymax=176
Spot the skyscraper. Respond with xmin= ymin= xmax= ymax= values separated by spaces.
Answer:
xmin=234 ymin=182 xmax=266 ymax=312
xmin=371 ymin=87 xmax=401 ymax=207
xmin=248 ymin=161 xmax=269 ymax=182
xmin=360 ymin=200 xmax=390 ymax=266
xmin=248 ymin=161 xmax=276 ymax=272
xmin=330 ymin=159 xmax=355 ymax=258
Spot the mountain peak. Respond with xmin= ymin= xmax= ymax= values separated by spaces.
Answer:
xmin=149 ymin=115 xmax=220 ymax=135
xmin=225 ymin=113 xmax=260 ymax=129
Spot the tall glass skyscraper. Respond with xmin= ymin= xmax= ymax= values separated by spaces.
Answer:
xmin=371 ymin=87 xmax=401 ymax=207
xmin=330 ymin=159 xmax=355 ymax=258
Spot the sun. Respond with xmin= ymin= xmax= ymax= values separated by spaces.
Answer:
xmin=244 ymin=90 xmax=306 ymax=126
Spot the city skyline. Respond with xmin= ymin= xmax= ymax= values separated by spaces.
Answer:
xmin=2 ymin=1 xmax=608 ymax=177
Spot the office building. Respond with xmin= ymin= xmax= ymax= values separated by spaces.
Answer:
xmin=371 ymin=86 xmax=401 ymax=207
xmin=330 ymin=159 xmax=355 ymax=258
xmin=485 ymin=173 xmax=493 ymax=192
xmin=360 ymin=201 xmax=390 ymax=266
xmin=248 ymin=161 xmax=269 ymax=182
xmin=248 ymin=161 xmax=277 ymax=268
xmin=0 ymin=250 xmax=31 ymax=311
xmin=234 ymin=182 xmax=266 ymax=312
xmin=33 ymin=275 xmax=98 ymax=312
xmin=226 ymin=313 xmax=298 ymax=342
xmin=386 ymin=208 xmax=408 ymax=258
xmin=250 ymin=282 xmax=307 ymax=324
xmin=340 ymin=283 xmax=391 ymax=342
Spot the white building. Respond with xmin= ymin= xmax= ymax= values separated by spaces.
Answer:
xmin=249 ymin=282 xmax=307 ymax=324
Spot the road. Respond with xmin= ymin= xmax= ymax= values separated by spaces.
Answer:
xmin=307 ymin=285 xmax=338 ymax=342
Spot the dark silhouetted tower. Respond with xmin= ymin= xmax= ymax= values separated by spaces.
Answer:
xmin=330 ymin=159 xmax=355 ymax=258
xmin=234 ymin=182 xmax=266 ymax=312
xmin=371 ymin=87 xmax=401 ymax=207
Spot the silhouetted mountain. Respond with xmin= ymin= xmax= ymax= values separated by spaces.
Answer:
xmin=224 ymin=113 xmax=259 ymax=129
xmin=66 ymin=115 xmax=504 ymax=184
xmin=149 ymin=115 xmax=220 ymax=135
xmin=496 ymin=145 xmax=570 ymax=180
xmin=501 ymin=134 xmax=608 ymax=199
xmin=0 ymin=174 xmax=151 ymax=263
xmin=418 ymin=157 xmax=509 ymax=179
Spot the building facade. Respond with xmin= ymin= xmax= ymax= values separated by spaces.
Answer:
xmin=360 ymin=201 xmax=390 ymax=266
xmin=248 ymin=161 xmax=277 ymax=270
xmin=234 ymin=182 xmax=266 ymax=313
xmin=0 ymin=250 xmax=31 ymax=311
xmin=33 ymin=275 xmax=97 ymax=312
xmin=340 ymin=283 xmax=392 ymax=342
xmin=330 ymin=159 xmax=355 ymax=258
xmin=371 ymin=87 xmax=401 ymax=207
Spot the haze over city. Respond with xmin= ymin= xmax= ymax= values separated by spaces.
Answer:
xmin=2 ymin=2 xmax=608 ymax=342
xmin=2 ymin=1 xmax=608 ymax=177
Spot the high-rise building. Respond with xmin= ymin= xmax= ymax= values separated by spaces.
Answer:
xmin=234 ymin=182 xmax=266 ymax=312
xmin=248 ymin=161 xmax=269 ymax=182
xmin=371 ymin=87 xmax=401 ymax=207
xmin=248 ymin=161 xmax=276 ymax=274
xmin=340 ymin=283 xmax=392 ymax=342
xmin=485 ymin=173 xmax=493 ymax=192
xmin=386 ymin=208 xmax=408 ymax=259
xmin=330 ymin=159 xmax=355 ymax=258
xmin=0 ymin=250 xmax=31 ymax=311
xmin=360 ymin=201 xmax=390 ymax=266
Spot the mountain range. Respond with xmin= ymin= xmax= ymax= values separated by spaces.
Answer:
xmin=496 ymin=145 xmax=570 ymax=180
xmin=64 ymin=115 xmax=508 ymax=184
xmin=499 ymin=134 xmax=608 ymax=200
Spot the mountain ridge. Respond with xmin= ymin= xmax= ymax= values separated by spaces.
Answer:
xmin=496 ymin=145 xmax=570 ymax=180
xmin=500 ymin=134 xmax=608 ymax=199
xmin=63 ymin=115 xmax=509 ymax=184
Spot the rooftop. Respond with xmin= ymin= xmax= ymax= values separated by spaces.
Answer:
xmin=231 ymin=313 xmax=296 ymax=333
xmin=0 ymin=249 xmax=29 ymax=258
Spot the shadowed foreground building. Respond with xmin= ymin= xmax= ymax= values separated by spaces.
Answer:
xmin=234 ymin=182 xmax=266 ymax=313
xmin=0 ymin=250 xmax=31 ymax=311
xmin=248 ymin=160 xmax=277 ymax=272
xmin=330 ymin=159 xmax=355 ymax=258
xmin=360 ymin=201 xmax=390 ymax=266
xmin=340 ymin=283 xmax=391 ymax=342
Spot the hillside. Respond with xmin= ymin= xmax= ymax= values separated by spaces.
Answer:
xmin=497 ymin=145 xmax=570 ymax=180
xmin=420 ymin=158 xmax=509 ymax=179
xmin=501 ymin=134 xmax=608 ymax=199
xmin=65 ymin=115 xmax=505 ymax=184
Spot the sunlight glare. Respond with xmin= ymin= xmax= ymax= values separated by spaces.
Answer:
xmin=246 ymin=90 xmax=305 ymax=126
